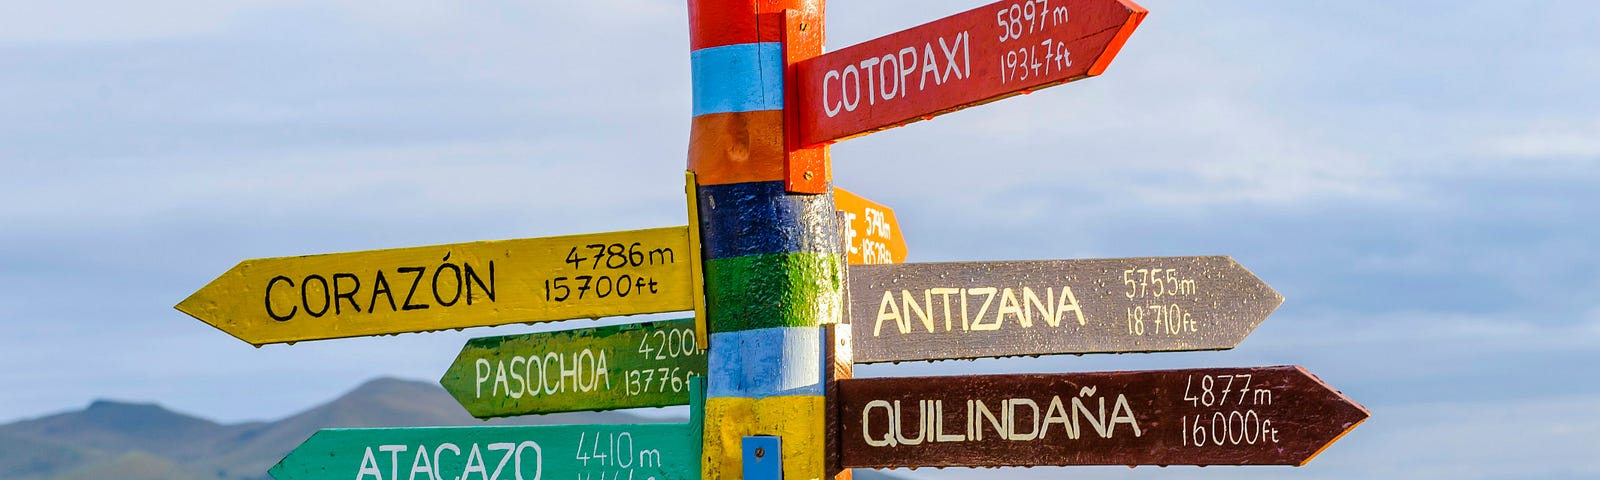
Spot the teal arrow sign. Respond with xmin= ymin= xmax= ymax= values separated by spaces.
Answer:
xmin=271 ymin=379 xmax=704 ymax=480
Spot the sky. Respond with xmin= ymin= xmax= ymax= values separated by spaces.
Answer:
xmin=2 ymin=0 xmax=1598 ymax=479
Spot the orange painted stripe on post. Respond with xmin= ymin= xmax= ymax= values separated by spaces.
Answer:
xmin=1088 ymin=0 xmax=1149 ymax=76
xmin=689 ymin=110 xmax=788 ymax=185
xmin=781 ymin=10 xmax=831 ymax=194
xmin=688 ymin=0 xmax=825 ymax=50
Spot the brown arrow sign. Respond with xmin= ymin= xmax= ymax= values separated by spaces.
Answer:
xmin=847 ymin=256 xmax=1281 ymax=363
xmin=839 ymin=366 xmax=1369 ymax=468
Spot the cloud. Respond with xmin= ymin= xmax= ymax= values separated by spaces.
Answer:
xmin=1484 ymin=119 xmax=1600 ymax=159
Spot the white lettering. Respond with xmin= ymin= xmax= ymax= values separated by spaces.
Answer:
xmin=822 ymin=70 xmax=843 ymax=117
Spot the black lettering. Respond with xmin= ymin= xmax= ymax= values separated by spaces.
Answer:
xmin=301 ymin=274 xmax=330 ymax=318
xmin=369 ymin=270 xmax=396 ymax=312
xmin=433 ymin=260 xmax=462 ymax=307
xmin=265 ymin=275 xmax=297 ymax=321
xmin=465 ymin=261 xmax=496 ymax=304
xmin=398 ymin=266 xmax=430 ymax=311
xmin=332 ymin=273 xmax=361 ymax=314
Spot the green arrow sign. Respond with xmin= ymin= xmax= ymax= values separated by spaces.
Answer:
xmin=271 ymin=380 xmax=704 ymax=480
xmin=441 ymin=318 xmax=707 ymax=418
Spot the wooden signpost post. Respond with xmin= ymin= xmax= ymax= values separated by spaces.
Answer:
xmin=177 ymin=227 xmax=695 ymax=345
xmin=797 ymin=0 xmax=1148 ymax=146
xmin=835 ymin=188 xmax=908 ymax=265
xmin=271 ymin=381 xmax=706 ymax=480
xmin=848 ymin=256 xmax=1281 ymax=363
xmin=441 ymin=318 xmax=707 ymax=418
xmin=838 ymin=366 xmax=1368 ymax=468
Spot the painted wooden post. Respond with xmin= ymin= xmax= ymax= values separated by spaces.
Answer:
xmin=686 ymin=1 xmax=845 ymax=480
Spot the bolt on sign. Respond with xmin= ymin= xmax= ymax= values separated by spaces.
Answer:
xmin=838 ymin=366 xmax=1368 ymax=468
xmin=798 ymin=0 xmax=1147 ymax=146
xmin=441 ymin=318 xmax=707 ymax=418
xmin=177 ymin=227 xmax=695 ymax=345
xmin=848 ymin=256 xmax=1281 ymax=363
xmin=271 ymin=380 xmax=706 ymax=480
xmin=834 ymin=187 xmax=908 ymax=265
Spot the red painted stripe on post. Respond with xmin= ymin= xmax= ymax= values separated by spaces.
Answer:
xmin=689 ymin=0 xmax=825 ymax=50
xmin=690 ymin=110 xmax=788 ymax=186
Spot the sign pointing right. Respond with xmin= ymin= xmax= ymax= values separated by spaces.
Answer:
xmin=798 ymin=0 xmax=1147 ymax=146
xmin=849 ymin=256 xmax=1281 ymax=363
xmin=839 ymin=366 xmax=1368 ymax=468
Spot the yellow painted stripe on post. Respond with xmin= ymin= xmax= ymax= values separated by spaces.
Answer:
xmin=687 ymin=171 xmax=710 ymax=350
xmin=705 ymin=397 xmax=757 ymax=480
xmin=177 ymin=227 xmax=694 ymax=345
xmin=705 ymin=396 xmax=826 ymax=480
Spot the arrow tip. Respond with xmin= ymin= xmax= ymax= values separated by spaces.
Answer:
xmin=176 ymin=261 xmax=266 ymax=347
xmin=1087 ymin=0 xmax=1150 ymax=76
xmin=1292 ymin=365 xmax=1371 ymax=466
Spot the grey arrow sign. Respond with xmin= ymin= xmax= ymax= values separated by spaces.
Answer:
xmin=847 ymin=256 xmax=1281 ymax=363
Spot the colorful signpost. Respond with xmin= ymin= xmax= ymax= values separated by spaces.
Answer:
xmin=441 ymin=318 xmax=707 ymax=418
xmin=177 ymin=227 xmax=695 ymax=345
xmin=847 ymin=256 xmax=1280 ymax=363
xmin=271 ymin=381 xmax=705 ymax=480
xmin=838 ymin=366 xmax=1368 ymax=468
xmin=835 ymin=188 xmax=908 ymax=265
xmin=797 ymin=0 xmax=1148 ymax=146
xmin=180 ymin=2 xmax=1371 ymax=478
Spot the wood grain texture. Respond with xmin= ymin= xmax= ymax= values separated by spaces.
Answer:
xmin=177 ymin=227 xmax=693 ymax=345
xmin=838 ymin=366 xmax=1368 ymax=468
xmin=689 ymin=111 xmax=788 ymax=186
xmin=688 ymin=0 xmax=824 ymax=50
xmin=440 ymin=318 xmax=705 ymax=418
xmin=848 ymin=256 xmax=1280 ymax=363
xmin=783 ymin=9 xmax=832 ymax=194
xmin=796 ymin=0 xmax=1146 ymax=146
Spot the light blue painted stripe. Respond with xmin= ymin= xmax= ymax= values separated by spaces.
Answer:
xmin=707 ymin=327 xmax=824 ymax=398
xmin=692 ymin=42 xmax=784 ymax=116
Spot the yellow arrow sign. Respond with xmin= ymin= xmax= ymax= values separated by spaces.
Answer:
xmin=176 ymin=227 xmax=694 ymax=346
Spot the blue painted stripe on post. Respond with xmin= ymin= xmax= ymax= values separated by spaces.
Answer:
xmin=691 ymin=42 xmax=785 ymax=116
xmin=707 ymin=327 xmax=824 ymax=398
xmin=697 ymin=181 xmax=839 ymax=259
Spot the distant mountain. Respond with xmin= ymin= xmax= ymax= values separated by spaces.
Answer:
xmin=0 ymin=377 xmax=908 ymax=480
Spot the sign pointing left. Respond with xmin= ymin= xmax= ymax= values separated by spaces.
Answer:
xmin=177 ymin=227 xmax=695 ymax=346
xmin=271 ymin=379 xmax=705 ymax=480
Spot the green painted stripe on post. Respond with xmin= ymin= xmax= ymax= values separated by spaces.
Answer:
xmin=704 ymin=252 xmax=842 ymax=332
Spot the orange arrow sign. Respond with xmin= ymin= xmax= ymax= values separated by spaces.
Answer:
xmin=836 ymin=188 xmax=908 ymax=265
xmin=798 ymin=0 xmax=1146 ymax=146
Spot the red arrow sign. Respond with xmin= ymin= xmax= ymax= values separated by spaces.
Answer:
xmin=838 ymin=366 xmax=1368 ymax=468
xmin=797 ymin=0 xmax=1146 ymax=146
